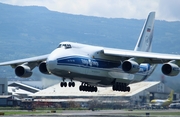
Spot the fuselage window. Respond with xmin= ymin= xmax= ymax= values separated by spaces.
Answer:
xmin=65 ymin=44 xmax=72 ymax=49
xmin=57 ymin=44 xmax=62 ymax=48
xmin=58 ymin=44 xmax=72 ymax=49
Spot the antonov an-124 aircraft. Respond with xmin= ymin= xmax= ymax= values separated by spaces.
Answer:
xmin=0 ymin=12 xmax=180 ymax=92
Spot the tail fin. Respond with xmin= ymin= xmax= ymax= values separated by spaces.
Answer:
xmin=134 ymin=12 xmax=155 ymax=52
xmin=168 ymin=90 xmax=174 ymax=101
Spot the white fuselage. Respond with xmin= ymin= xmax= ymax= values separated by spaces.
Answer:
xmin=151 ymin=99 xmax=172 ymax=107
xmin=46 ymin=42 xmax=155 ymax=86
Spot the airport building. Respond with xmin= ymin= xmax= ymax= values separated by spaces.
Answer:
xmin=0 ymin=78 xmax=178 ymax=108
xmin=0 ymin=78 xmax=8 ymax=95
xmin=8 ymin=82 xmax=40 ymax=98
xmin=30 ymin=81 xmax=176 ymax=107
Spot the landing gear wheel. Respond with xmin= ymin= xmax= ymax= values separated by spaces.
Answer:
xmin=68 ymin=82 xmax=75 ymax=87
xmin=94 ymin=87 xmax=98 ymax=92
xmin=60 ymin=82 xmax=67 ymax=87
xmin=79 ymin=82 xmax=98 ymax=92
xmin=68 ymin=82 xmax=72 ymax=87
xmin=112 ymin=82 xmax=131 ymax=92
xmin=127 ymin=86 xmax=130 ymax=92
xmin=60 ymin=82 xmax=63 ymax=87
xmin=64 ymin=82 xmax=67 ymax=87
xmin=79 ymin=85 xmax=83 ymax=91
xmin=72 ymin=82 xmax=75 ymax=87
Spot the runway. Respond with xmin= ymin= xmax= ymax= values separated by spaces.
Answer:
xmin=2 ymin=109 xmax=180 ymax=117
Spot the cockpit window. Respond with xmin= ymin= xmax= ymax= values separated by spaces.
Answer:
xmin=58 ymin=44 xmax=72 ymax=49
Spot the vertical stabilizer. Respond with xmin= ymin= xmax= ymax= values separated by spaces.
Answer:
xmin=168 ymin=90 xmax=174 ymax=101
xmin=134 ymin=12 xmax=155 ymax=52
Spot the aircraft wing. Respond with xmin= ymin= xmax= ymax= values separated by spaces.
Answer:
xmin=103 ymin=48 xmax=180 ymax=64
xmin=0 ymin=54 xmax=49 ymax=67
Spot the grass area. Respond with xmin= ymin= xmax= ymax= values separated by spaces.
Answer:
xmin=0 ymin=109 xmax=62 ymax=116
xmin=0 ymin=107 xmax=21 ymax=110
xmin=4 ymin=111 xmax=41 ymax=116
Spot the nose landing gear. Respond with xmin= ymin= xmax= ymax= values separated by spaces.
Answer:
xmin=60 ymin=82 xmax=67 ymax=87
xmin=68 ymin=82 xmax=75 ymax=87
xmin=60 ymin=79 xmax=75 ymax=87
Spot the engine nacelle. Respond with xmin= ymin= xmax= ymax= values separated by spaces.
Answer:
xmin=39 ymin=61 xmax=50 ymax=75
xmin=15 ymin=65 xmax=32 ymax=78
xmin=161 ymin=63 xmax=179 ymax=76
xmin=122 ymin=60 xmax=140 ymax=73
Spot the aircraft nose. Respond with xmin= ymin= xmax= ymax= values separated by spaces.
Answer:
xmin=46 ymin=48 xmax=64 ymax=73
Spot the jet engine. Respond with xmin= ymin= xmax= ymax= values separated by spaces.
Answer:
xmin=161 ymin=63 xmax=179 ymax=76
xmin=122 ymin=60 xmax=139 ymax=73
xmin=15 ymin=65 xmax=32 ymax=78
xmin=39 ymin=61 xmax=50 ymax=74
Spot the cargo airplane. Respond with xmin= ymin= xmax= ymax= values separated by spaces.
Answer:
xmin=0 ymin=12 xmax=180 ymax=92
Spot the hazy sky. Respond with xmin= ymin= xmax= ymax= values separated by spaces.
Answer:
xmin=0 ymin=0 xmax=180 ymax=21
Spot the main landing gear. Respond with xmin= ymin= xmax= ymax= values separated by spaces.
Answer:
xmin=60 ymin=81 xmax=75 ymax=87
xmin=79 ymin=83 xmax=98 ymax=92
xmin=112 ymin=82 xmax=130 ymax=92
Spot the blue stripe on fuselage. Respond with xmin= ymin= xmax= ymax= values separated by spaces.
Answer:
xmin=57 ymin=56 xmax=120 ymax=68
xmin=57 ymin=56 xmax=150 ymax=74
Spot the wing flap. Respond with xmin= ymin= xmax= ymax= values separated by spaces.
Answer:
xmin=103 ymin=49 xmax=180 ymax=63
